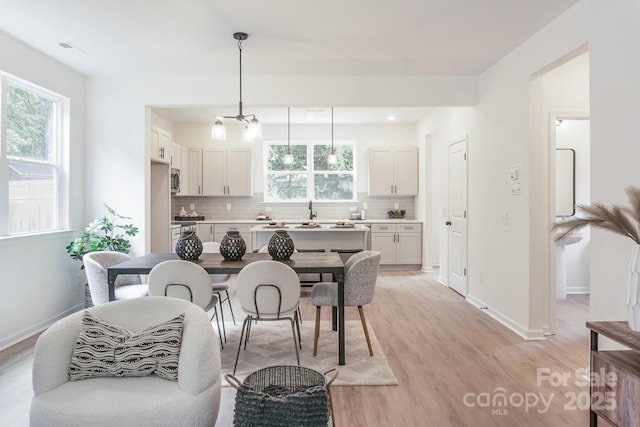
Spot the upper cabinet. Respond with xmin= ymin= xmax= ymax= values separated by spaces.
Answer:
xmin=368 ymin=147 xmax=418 ymax=196
xmin=202 ymin=148 xmax=252 ymax=196
xmin=150 ymin=126 xmax=171 ymax=164
xmin=170 ymin=142 xmax=182 ymax=170
xmin=185 ymin=147 xmax=203 ymax=196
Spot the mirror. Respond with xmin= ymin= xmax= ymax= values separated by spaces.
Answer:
xmin=556 ymin=148 xmax=575 ymax=216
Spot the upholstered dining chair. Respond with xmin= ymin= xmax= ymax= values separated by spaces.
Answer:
xmin=147 ymin=259 xmax=223 ymax=348
xmin=311 ymin=250 xmax=381 ymax=357
xmin=83 ymin=251 xmax=148 ymax=306
xmin=30 ymin=296 xmax=221 ymax=427
xmin=233 ymin=260 xmax=301 ymax=374
xmin=201 ymin=241 xmax=236 ymax=344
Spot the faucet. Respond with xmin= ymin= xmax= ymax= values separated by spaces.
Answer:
xmin=308 ymin=200 xmax=317 ymax=220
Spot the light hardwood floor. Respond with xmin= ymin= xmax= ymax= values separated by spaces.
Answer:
xmin=1 ymin=271 xmax=594 ymax=427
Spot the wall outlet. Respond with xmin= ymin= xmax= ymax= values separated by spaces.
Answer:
xmin=226 ymin=203 xmax=231 ymax=210
xmin=362 ymin=203 xmax=368 ymax=210
xmin=500 ymin=211 xmax=508 ymax=225
xmin=394 ymin=203 xmax=400 ymax=210
xmin=189 ymin=203 xmax=195 ymax=211
xmin=349 ymin=206 xmax=356 ymax=212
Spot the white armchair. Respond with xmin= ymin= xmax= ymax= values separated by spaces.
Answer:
xmin=30 ymin=296 xmax=221 ymax=427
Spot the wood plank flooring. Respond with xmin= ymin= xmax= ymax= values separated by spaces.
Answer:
xmin=1 ymin=271 xmax=594 ymax=427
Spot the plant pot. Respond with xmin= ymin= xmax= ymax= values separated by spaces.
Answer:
xmin=175 ymin=231 xmax=203 ymax=260
xmin=219 ymin=231 xmax=246 ymax=261
xmin=268 ymin=230 xmax=295 ymax=260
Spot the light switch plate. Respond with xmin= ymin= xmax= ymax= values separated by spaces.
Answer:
xmin=393 ymin=203 xmax=400 ymax=210
xmin=226 ymin=203 xmax=231 ymax=210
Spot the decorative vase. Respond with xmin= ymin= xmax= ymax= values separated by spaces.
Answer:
xmin=268 ymin=230 xmax=295 ymax=260
xmin=175 ymin=231 xmax=203 ymax=260
xmin=628 ymin=244 xmax=640 ymax=331
xmin=219 ymin=231 xmax=246 ymax=261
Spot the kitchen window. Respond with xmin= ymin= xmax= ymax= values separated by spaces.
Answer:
xmin=0 ymin=74 xmax=68 ymax=236
xmin=264 ymin=141 xmax=355 ymax=202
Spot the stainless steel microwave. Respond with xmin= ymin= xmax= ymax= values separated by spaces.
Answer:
xmin=170 ymin=170 xmax=180 ymax=194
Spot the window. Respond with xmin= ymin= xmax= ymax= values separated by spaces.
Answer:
xmin=264 ymin=141 xmax=355 ymax=202
xmin=1 ymin=75 xmax=67 ymax=236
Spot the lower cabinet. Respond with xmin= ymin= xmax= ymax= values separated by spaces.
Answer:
xmin=370 ymin=223 xmax=422 ymax=265
xmin=196 ymin=223 xmax=214 ymax=243
xmin=170 ymin=226 xmax=181 ymax=253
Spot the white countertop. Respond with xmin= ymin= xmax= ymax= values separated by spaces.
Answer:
xmin=195 ymin=219 xmax=421 ymax=224
xmin=250 ymin=224 xmax=370 ymax=232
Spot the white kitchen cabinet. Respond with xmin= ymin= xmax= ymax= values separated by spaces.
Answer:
xmin=197 ymin=223 xmax=215 ymax=243
xmin=202 ymin=148 xmax=252 ymax=196
xmin=170 ymin=225 xmax=181 ymax=252
xmin=170 ymin=142 xmax=182 ymax=170
xmin=368 ymin=147 xmax=418 ymax=195
xmin=185 ymin=148 xmax=203 ymax=196
xmin=370 ymin=223 xmax=422 ymax=265
xmin=150 ymin=126 xmax=171 ymax=164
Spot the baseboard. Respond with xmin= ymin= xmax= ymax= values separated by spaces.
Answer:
xmin=0 ymin=303 xmax=83 ymax=352
xmin=466 ymin=294 xmax=546 ymax=340
xmin=566 ymin=287 xmax=590 ymax=295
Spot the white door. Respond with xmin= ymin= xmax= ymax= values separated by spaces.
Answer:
xmin=447 ymin=137 xmax=468 ymax=296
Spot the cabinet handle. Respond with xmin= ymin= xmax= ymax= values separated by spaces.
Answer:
xmin=394 ymin=185 xmax=397 ymax=193
xmin=390 ymin=185 xmax=393 ymax=193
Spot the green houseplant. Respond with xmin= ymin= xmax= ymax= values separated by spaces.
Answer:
xmin=553 ymin=186 xmax=640 ymax=331
xmin=66 ymin=203 xmax=139 ymax=268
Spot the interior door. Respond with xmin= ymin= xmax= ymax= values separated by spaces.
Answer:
xmin=447 ymin=136 xmax=468 ymax=296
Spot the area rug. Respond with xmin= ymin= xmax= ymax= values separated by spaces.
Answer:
xmin=219 ymin=318 xmax=398 ymax=386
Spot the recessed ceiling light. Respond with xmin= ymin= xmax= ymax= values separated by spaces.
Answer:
xmin=58 ymin=42 xmax=85 ymax=53
xmin=387 ymin=115 xmax=397 ymax=121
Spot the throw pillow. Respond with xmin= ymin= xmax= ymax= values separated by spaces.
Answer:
xmin=69 ymin=311 xmax=184 ymax=381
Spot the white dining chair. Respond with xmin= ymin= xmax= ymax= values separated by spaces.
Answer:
xmin=202 ymin=241 xmax=236 ymax=345
xmin=233 ymin=260 xmax=301 ymax=374
xmin=83 ymin=251 xmax=148 ymax=306
xmin=147 ymin=259 xmax=223 ymax=348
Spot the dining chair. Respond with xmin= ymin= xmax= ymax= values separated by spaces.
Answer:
xmin=202 ymin=241 xmax=236 ymax=343
xmin=233 ymin=260 xmax=301 ymax=374
xmin=311 ymin=250 xmax=381 ymax=357
xmin=83 ymin=251 xmax=148 ymax=306
xmin=147 ymin=259 xmax=223 ymax=348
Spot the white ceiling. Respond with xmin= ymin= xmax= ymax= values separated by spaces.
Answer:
xmin=0 ymin=0 xmax=580 ymax=124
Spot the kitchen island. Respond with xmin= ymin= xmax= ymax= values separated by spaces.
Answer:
xmin=251 ymin=223 xmax=369 ymax=252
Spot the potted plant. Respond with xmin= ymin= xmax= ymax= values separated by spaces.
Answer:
xmin=66 ymin=203 xmax=139 ymax=267
xmin=387 ymin=209 xmax=406 ymax=219
xmin=552 ymin=186 xmax=640 ymax=330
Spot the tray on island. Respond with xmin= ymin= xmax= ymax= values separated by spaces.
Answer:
xmin=174 ymin=215 xmax=204 ymax=221
xmin=331 ymin=224 xmax=356 ymax=228
xmin=263 ymin=225 xmax=288 ymax=229
xmin=295 ymin=224 xmax=321 ymax=228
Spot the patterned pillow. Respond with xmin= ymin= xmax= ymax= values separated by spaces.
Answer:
xmin=69 ymin=311 xmax=184 ymax=381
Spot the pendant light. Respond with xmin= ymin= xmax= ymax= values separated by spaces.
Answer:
xmin=284 ymin=108 xmax=294 ymax=164
xmin=211 ymin=32 xmax=262 ymax=143
xmin=327 ymin=107 xmax=338 ymax=165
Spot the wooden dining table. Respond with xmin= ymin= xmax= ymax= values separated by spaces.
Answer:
xmin=107 ymin=251 xmax=347 ymax=365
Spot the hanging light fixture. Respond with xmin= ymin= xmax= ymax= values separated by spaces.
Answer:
xmin=327 ymin=107 xmax=338 ymax=165
xmin=284 ymin=107 xmax=294 ymax=164
xmin=211 ymin=32 xmax=262 ymax=143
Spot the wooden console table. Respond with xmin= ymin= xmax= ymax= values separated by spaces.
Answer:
xmin=587 ymin=321 xmax=640 ymax=427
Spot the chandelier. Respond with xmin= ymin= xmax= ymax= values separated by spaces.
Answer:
xmin=211 ymin=32 xmax=262 ymax=143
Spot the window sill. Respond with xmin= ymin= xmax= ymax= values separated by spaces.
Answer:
xmin=0 ymin=229 xmax=75 ymax=247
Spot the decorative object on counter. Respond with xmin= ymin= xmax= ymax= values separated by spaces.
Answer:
xmin=175 ymin=230 xmax=203 ymax=260
xmin=553 ymin=186 xmax=640 ymax=331
xmin=174 ymin=215 xmax=205 ymax=221
xmin=220 ymin=231 xmax=247 ymax=261
xmin=387 ymin=209 xmax=406 ymax=219
xmin=256 ymin=212 xmax=271 ymax=221
xmin=268 ymin=230 xmax=295 ymax=260
xmin=179 ymin=206 xmax=187 ymax=217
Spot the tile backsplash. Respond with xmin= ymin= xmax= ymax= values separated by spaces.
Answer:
xmin=172 ymin=193 xmax=415 ymax=221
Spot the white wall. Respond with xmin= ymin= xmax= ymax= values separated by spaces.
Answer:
xmin=0 ymin=33 xmax=86 ymax=350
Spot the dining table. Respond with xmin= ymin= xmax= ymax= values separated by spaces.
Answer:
xmin=107 ymin=251 xmax=347 ymax=365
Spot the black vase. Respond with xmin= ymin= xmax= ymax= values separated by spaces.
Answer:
xmin=175 ymin=231 xmax=203 ymax=260
xmin=268 ymin=230 xmax=295 ymax=260
xmin=219 ymin=231 xmax=246 ymax=261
